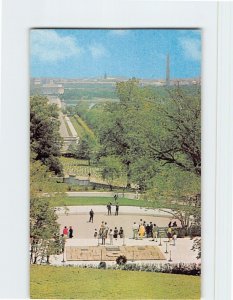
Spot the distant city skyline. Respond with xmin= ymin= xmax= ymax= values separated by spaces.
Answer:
xmin=30 ymin=29 xmax=201 ymax=79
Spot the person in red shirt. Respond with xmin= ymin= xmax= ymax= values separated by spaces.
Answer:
xmin=63 ymin=226 xmax=68 ymax=237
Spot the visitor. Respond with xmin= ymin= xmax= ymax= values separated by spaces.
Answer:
xmin=172 ymin=221 xmax=177 ymax=227
xmin=143 ymin=221 xmax=146 ymax=236
xmin=139 ymin=224 xmax=145 ymax=239
xmin=104 ymin=222 xmax=109 ymax=236
xmin=167 ymin=226 xmax=172 ymax=242
xmin=149 ymin=222 xmax=153 ymax=238
xmin=113 ymin=227 xmax=118 ymax=240
xmin=98 ymin=228 xmax=102 ymax=240
xmin=89 ymin=209 xmax=94 ymax=223
xmin=115 ymin=203 xmax=119 ymax=216
xmin=146 ymin=224 xmax=150 ymax=238
xmin=119 ymin=227 xmax=124 ymax=238
xmin=107 ymin=203 xmax=112 ymax=215
xmin=172 ymin=230 xmax=177 ymax=246
xmin=99 ymin=223 xmax=106 ymax=245
xmin=109 ymin=229 xmax=113 ymax=245
xmin=152 ymin=224 xmax=158 ymax=242
xmin=94 ymin=229 xmax=98 ymax=238
xmin=102 ymin=228 xmax=107 ymax=245
xmin=132 ymin=222 xmax=139 ymax=239
xmin=68 ymin=226 xmax=73 ymax=238
xmin=114 ymin=194 xmax=118 ymax=202
xmin=168 ymin=221 xmax=172 ymax=228
xmin=63 ymin=226 xmax=68 ymax=238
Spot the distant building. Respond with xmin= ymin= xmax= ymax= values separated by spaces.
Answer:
xmin=41 ymin=83 xmax=64 ymax=95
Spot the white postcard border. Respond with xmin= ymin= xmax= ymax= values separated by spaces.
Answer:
xmin=1 ymin=1 xmax=232 ymax=299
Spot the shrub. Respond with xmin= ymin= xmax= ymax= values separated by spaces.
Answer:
xmin=116 ymin=255 xmax=127 ymax=265
xmin=188 ymin=225 xmax=201 ymax=237
xmin=74 ymin=262 xmax=201 ymax=276
xmin=98 ymin=261 xmax=106 ymax=269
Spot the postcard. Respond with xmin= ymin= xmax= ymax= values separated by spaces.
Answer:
xmin=29 ymin=29 xmax=201 ymax=299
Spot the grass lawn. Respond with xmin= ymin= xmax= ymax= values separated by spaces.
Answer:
xmin=50 ymin=196 xmax=156 ymax=208
xmin=30 ymin=265 xmax=200 ymax=299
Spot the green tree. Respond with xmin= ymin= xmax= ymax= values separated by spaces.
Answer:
xmin=98 ymin=79 xmax=150 ymax=187
xmin=100 ymin=156 xmax=123 ymax=190
xmin=76 ymin=135 xmax=95 ymax=165
xmin=30 ymin=157 xmax=66 ymax=264
xmin=146 ymin=165 xmax=200 ymax=229
xmin=130 ymin=158 xmax=159 ymax=191
xmin=145 ymin=86 xmax=201 ymax=176
xmin=30 ymin=95 xmax=63 ymax=175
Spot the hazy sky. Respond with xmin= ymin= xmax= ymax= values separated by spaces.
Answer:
xmin=30 ymin=29 xmax=201 ymax=79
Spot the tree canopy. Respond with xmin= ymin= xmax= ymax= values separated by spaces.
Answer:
xmin=30 ymin=157 xmax=66 ymax=264
xmin=94 ymin=79 xmax=201 ymax=189
xmin=30 ymin=95 xmax=63 ymax=175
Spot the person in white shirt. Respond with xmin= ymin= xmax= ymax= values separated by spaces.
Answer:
xmin=132 ymin=222 xmax=139 ymax=239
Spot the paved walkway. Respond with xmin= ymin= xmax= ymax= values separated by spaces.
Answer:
xmin=66 ymin=191 xmax=139 ymax=199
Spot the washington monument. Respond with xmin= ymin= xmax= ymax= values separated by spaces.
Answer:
xmin=166 ymin=53 xmax=170 ymax=86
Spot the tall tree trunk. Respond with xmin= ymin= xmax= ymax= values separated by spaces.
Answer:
xmin=126 ymin=161 xmax=131 ymax=188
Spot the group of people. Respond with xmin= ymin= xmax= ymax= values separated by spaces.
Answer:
xmin=132 ymin=219 xmax=178 ymax=243
xmin=168 ymin=221 xmax=177 ymax=228
xmin=94 ymin=221 xmax=124 ymax=245
xmin=62 ymin=226 xmax=74 ymax=238
xmin=106 ymin=202 xmax=119 ymax=216
xmin=88 ymin=201 xmax=120 ymax=224
xmin=132 ymin=220 xmax=158 ymax=240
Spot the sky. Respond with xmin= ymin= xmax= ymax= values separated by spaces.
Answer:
xmin=30 ymin=29 xmax=201 ymax=79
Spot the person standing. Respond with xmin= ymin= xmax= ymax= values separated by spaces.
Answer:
xmin=109 ymin=229 xmax=113 ymax=245
xmin=115 ymin=203 xmax=119 ymax=216
xmin=132 ymin=222 xmax=139 ymax=239
xmin=167 ymin=226 xmax=172 ymax=242
xmin=63 ymin=226 xmax=68 ymax=238
xmin=94 ymin=229 xmax=98 ymax=238
xmin=172 ymin=230 xmax=177 ymax=246
xmin=146 ymin=224 xmax=150 ymax=238
xmin=104 ymin=222 xmax=109 ymax=238
xmin=113 ymin=227 xmax=118 ymax=240
xmin=172 ymin=221 xmax=177 ymax=227
xmin=149 ymin=222 xmax=153 ymax=238
xmin=68 ymin=226 xmax=73 ymax=238
xmin=107 ymin=203 xmax=111 ymax=215
xmin=89 ymin=209 xmax=94 ymax=223
xmin=139 ymin=224 xmax=145 ymax=239
xmin=99 ymin=221 xmax=105 ymax=245
xmin=119 ymin=227 xmax=124 ymax=238
xmin=152 ymin=224 xmax=158 ymax=242
xmin=102 ymin=225 xmax=107 ymax=245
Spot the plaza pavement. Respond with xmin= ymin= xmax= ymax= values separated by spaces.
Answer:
xmin=57 ymin=206 xmax=175 ymax=239
xmin=50 ymin=205 xmax=200 ymax=266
